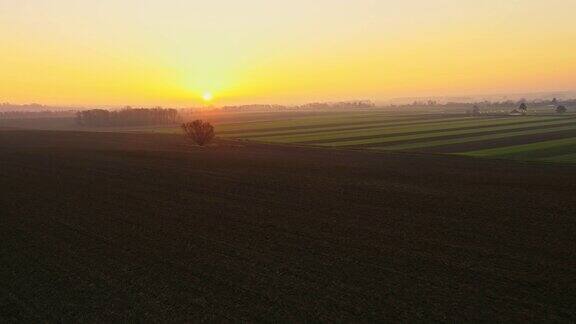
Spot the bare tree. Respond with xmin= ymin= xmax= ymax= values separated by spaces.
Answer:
xmin=182 ymin=120 xmax=215 ymax=146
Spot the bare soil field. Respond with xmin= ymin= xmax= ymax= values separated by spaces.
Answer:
xmin=1 ymin=130 xmax=575 ymax=322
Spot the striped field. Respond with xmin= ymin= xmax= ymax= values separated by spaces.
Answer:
xmin=215 ymin=111 xmax=576 ymax=164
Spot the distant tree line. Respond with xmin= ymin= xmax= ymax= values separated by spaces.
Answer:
xmin=395 ymin=98 xmax=575 ymax=109
xmin=383 ymin=97 xmax=576 ymax=117
xmin=0 ymin=103 xmax=79 ymax=119
xmin=218 ymin=101 xmax=376 ymax=112
xmin=76 ymin=107 xmax=179 ymax=127
xmin=0 ymin=103 xmax=59 ymax=111
xmin=220 ymin=104 xmax=291 ymax=112
xmin=298 ymin=101 xmax=376 ymax=110
xmin=0 ymin=110 xmax=77 ymax=120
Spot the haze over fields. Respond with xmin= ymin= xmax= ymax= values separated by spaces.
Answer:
xmin=2 ymin=1 xmax=576 ymax=322
xmin=1 ymin=0 xmax=576 ymax=106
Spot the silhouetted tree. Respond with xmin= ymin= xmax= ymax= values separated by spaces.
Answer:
xmin=556 ymin=105 xmax=567 ymax=114
xmin=519 ymin=102 xmax=528 ymax=115
xmin=182 ymin=120 xmax=215 ymax=146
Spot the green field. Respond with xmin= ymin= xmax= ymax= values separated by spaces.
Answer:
xmin=213 ymin=111 xmax=576 ymax=164
xmin=3 ymin=109 xmax=576 ymax=164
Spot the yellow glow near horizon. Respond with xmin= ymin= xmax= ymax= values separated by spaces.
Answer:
xmin=1 ymin=0 xmax=576 ymax=107
xmin=202 ymin=92 xmax=214 ymax=102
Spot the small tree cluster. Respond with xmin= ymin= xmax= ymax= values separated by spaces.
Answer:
xmin=182 ymin=120 xmax=215 ymax=146
xmin=556 ymin=105 xmax=567 ymax=114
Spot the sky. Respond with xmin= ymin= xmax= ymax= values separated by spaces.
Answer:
xmin=1 ymin=0 xmax=576 ymax=107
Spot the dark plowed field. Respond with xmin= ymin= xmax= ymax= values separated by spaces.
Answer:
xmin=1 ymin=130 xmax=575 ymax=322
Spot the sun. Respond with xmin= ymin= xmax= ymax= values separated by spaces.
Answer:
xmin=202 ymin=92 xmax=213 ymax=102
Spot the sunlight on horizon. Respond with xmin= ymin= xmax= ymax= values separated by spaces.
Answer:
xmin=202 ymin=92 xmax=214 ymax=102
xmin=1 ymin=0 xmax=576 ymax=106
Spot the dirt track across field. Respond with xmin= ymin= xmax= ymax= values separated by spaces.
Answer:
xmin=1 ymin=130 xmax=575 ymax=322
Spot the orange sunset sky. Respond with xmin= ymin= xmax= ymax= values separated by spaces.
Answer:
xmin=1 ymin=0 xmax=576 ymax=106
